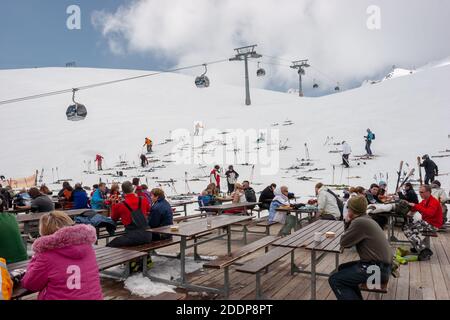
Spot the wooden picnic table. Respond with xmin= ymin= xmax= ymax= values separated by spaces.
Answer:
xmin=16 ymin=209 xmax=109 ymax=236
xmin=275 ymin=205 xmax=318 ymax=229
xmin=200 ymin=202 xmax=260 ymax=215
xmin=8 ymin=246 xmax=148 ymax=299
xmin=148 ymin=214 xmax=253 ymax=293
xmin=272 ymin=219 xmax=345 ymax=300
xmin=169 ymin=199 xmax=197 ymax=217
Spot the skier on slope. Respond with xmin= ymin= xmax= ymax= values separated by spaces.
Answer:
xmin=143 ymin=137 xmax=153 ymax=153
xmin=95 ymin=154 xmax=104 ymax=171
xmin=194 ymin=122 xmax=203 ymax=136
xmin=420 ymin=154 xmax=438 ymax=185
xmin=364 ymin=128 xmax=375 ymax=156
xmin=341 ymin=141 xmax=352 ymax=168
xmin=140 ymin=154 xmax=149 ymax=168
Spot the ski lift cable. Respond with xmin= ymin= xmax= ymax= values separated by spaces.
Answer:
xmin=0 ymin=58 xmax=229 ymax=106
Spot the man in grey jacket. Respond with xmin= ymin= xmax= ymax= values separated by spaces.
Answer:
xmin=328 ymin=195 xmax=392 ymax=300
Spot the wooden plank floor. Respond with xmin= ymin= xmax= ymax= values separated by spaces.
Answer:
xmin=23 ymin=223 xmax=450 ymax=300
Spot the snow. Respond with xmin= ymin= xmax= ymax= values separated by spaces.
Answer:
xmin=1 ymin=59 xmax=450 ymax=203
xmin=101 ymin=255 xmax=208 ymax=298
xmin=124 ymin=273 xmax=175 ymax=298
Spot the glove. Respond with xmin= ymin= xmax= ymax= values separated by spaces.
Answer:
xmin=10 ymin=269 xmax=26 ymax=284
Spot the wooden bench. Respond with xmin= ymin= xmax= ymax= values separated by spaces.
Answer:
xmin=255 ymin=218 xmax=279 ymax=236
xmin=203 ymin=235 xmax=279 ymax=298
xmin=9 ymin=246 xmax=148 ymax=300
xmin=235 ymin=246 xmax=294 ymax=299
xmin=173 ymin=213 xmax=205 ymax=223
xmin=359 ymin=282 xmax=388 ymax=294
xmin=123 ymin=237 xmax=181 ymax=255
xmin=251 ymin=207 xmax=268 ymax=219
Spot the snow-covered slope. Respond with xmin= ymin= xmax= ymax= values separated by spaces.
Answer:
xmin=1 ymin=61 xmax=449 ymax=199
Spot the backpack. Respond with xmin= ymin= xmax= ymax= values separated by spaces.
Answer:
xmin=123 ymin=197 xmax=148 ymax=230
xmin=327 ymin=189 xmax=344 ymax=220
xmin=371 ymin=132 xmax=376 ymax=140
xmin=0 ymin=258 xmax=13 ymax=300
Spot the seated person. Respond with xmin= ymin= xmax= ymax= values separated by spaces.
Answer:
xmin=397 ymin=182 xmax=419 ymax=204
xmin=148 ymin=188 xmax=173 ymax=240
xmin=408 ymin=184 xmax=443 ymax=229
xmin=17 ymin=187 xmax=54 ymax=213
xmin=91 ymin=183 xmax=107 ymax=210
xmin=268 ymin=186 xmax=297 ymax=236
xmin=377 ymin=181 xmax=394 ymax=202
xmin=58 ymin=182 xmax=74 ymax=210
xmin=107 ymin=181 xmax=152 ymax=247
xmin=315 ymin=183 xmax=341 ymax=220
xmin=328 ymin=196 xmax=392 ymax=300
xmin=365 ymin=184 xmax=388 ymax=229
xmin=224 ymin=183 xmax=247 ymax=214
xmin=242 ymin=180 xmax=257 ymax=209
xmin=72 ymin=183 xmax=89 ymax=209
xmin=259 ymin=183 xmax=276 ymax=210
xmin=21 ymin=211 xmax=103 ymax=300
xmin=0 ymin=212 xmax=28 ymax=264
xmin=106 ymin=183 xmax=122 ymax=207
xmin=13 ymin=189 xmax=31 ymax=208
xmin=431 ymin=180 xmax=448 ymax=225
xmin=39 ymin=185 xmax=53 ymax=196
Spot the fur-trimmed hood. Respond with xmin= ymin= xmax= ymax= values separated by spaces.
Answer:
xmin=32 ymin=224 xmax=97 ymax=256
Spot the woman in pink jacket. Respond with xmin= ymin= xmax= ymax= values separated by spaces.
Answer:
xmin=21 ymin=211 xmax=103 ymax=300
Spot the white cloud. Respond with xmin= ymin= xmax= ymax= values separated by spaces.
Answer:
xmin=92 ymin=0 xmax=450 ymax=94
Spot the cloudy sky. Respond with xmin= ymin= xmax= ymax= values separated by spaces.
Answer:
xmin=1 ymin=0 xmax=450 ymax=95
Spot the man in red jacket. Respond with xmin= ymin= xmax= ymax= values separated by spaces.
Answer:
xmin=107 ymin=181 xmax=152 ymax=247
xmin=408 ymin=184 xmax=443 ymax=229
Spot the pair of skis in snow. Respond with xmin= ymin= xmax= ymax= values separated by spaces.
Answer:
xmin=395 ymin=157 xmax=423 ymax=192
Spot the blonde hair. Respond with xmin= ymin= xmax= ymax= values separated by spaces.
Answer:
xmin=39 ymin=211 xmax=74 ymax=236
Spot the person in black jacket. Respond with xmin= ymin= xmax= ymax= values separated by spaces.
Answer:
xmin=258 ymin=183 xmax=277 ymax=210
xmin=420 ymin=155 xmax=438 ymax=185
xmin=398 ymin=183 xmax=419 ymax=204
xmin=148 ymin=188 xmax=173 ymax=241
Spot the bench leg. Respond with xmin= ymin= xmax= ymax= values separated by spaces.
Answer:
xmin=255 ymin=272 xmax=262 ymax=300
xmin=266 ymin=226 xmax=270 ymax=236
xmin=227 ymin=226 xmax=232 ymax=255
xmin=310 ymin=250 xmax=317 ymax=300
xmin=265 ymin=247 xmax=269 ymax=273
xmin=224 ymin=266 xmax=230 ymax=299
xmin=193 ymin=237 xmax=201 ymax=261
xmin=243 ymin=226 xmax=248 ymax=245
xmin=123 ymin=261 xmax=130 ymax=278
xmin=424 ymin=236 xmax=431 ymax=249
xmin=180 ymin=237 xmax=187 ymax=284
xmin=142 ymin=255 xmax=148 ymax=277
xmin=335 ymin=252 xmax=340 ymax=272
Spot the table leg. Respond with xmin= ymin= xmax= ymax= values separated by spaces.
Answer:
xmin=193 ymin=237 xmax=201 ymax=261
xmin=184 ymin=204 xmax=188 ymax=217
xmin=180 ymin=236 xmax=187 ymax=284
xmin=227 ymin=225 xmax=231 ymax=255
xmin=335 ymin=252 xmax=339 ymax=272
xmin=311 ymin=249 xmax=317 ymax=300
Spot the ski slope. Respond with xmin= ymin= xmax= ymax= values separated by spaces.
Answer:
xmin=1 ymin=59 xmax=450 ymax=199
